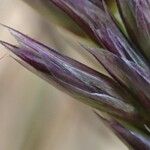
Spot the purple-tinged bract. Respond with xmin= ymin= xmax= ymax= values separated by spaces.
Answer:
xmin=1 ymin=0 xmax=150 ymax=149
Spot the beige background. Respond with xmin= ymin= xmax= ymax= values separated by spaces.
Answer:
xmin=0 ymin=0 xmax=127 ymax=150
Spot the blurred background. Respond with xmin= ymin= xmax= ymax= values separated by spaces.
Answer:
xmin=0 ymin=0 xmax=127 ymax=150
